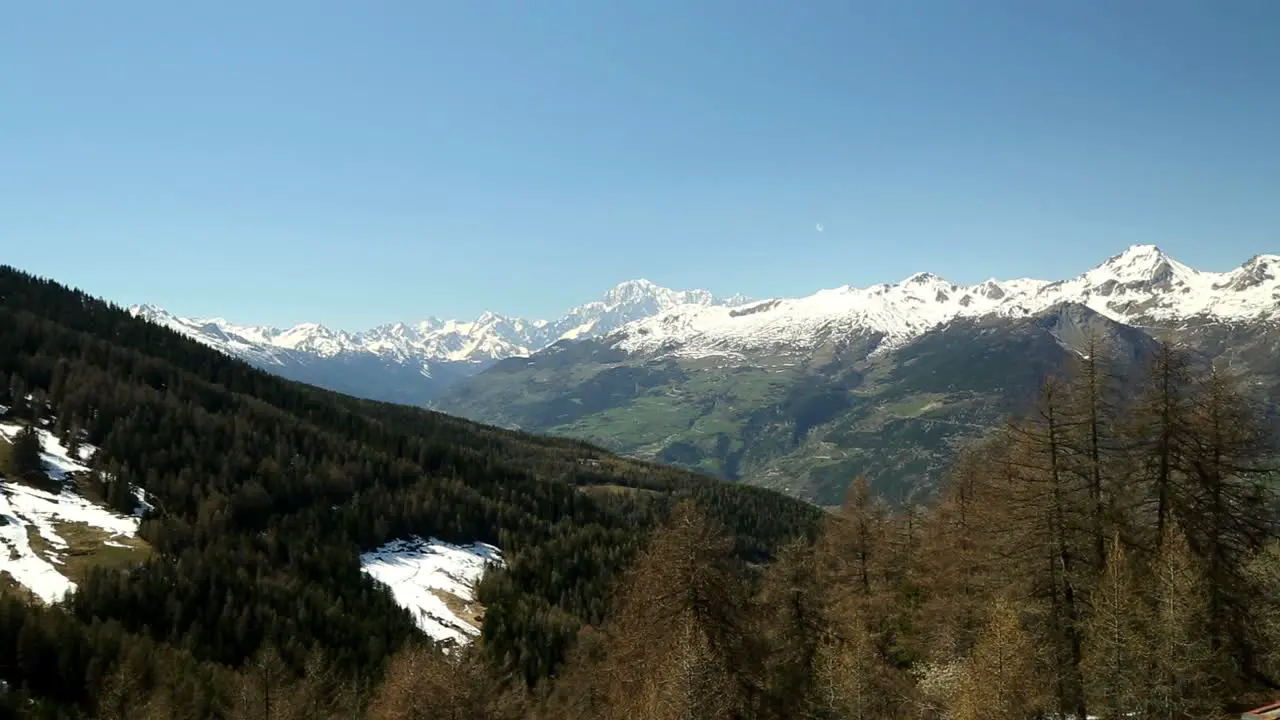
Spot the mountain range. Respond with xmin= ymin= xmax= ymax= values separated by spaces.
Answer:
xmin=131 ymin=245 xmax=1280 ymax=503
xmin=130 ymin=280 xmax=751 ymax=402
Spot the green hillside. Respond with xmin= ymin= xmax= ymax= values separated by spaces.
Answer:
xmin=434 ymin=305 xmax=1176 ymax=505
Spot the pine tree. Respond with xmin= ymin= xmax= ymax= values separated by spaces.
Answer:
xmin=812 ymin=595 xmax=903 ymax=719
xmin=9 ymin=425 xmax=45 ymax=482
xmin=816 ymin=475 xmax=888 ymax=600
xmin=592 ymin=501 xmax=762 ymax=720
xmin=756 ymin=538 xmax=825 ymax=718
xmin=917 ymin=440 xmax=1002 ymax=661
xmin=1001 ymin=375 xmax=1091 ymax=719
xmin=1146 ymin=523 xmax=1219 ymax=719
xmin=1081 ymin=534 xmax=1149 ymax=718
xmin=949 ymin=596 xmax=1042 ymax=720
xmin=366 ymin=643 xmax=509 ymax=720
xmin=1062 ymin=330 xmax=1129 ymax=572
xmin=1179 ymin=365 xmax=1278 ymax=684
xmin=1128 ymin=340 xmax=1197 ymax=549
xmin=1245 ymin=540 xmax=1280 ymax=687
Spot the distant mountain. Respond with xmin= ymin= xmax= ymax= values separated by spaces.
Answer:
xmin=606 ymin=244 xmax=1279 ymax=360
xmin=432 ymin=245 xmax=1280 ymax=504
xmin=130 ymin=279 xmax=751 ymax=403
xmin=126 ymin=245 xmax=1280 ymax=503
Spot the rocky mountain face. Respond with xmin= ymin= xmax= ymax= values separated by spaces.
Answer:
xmin=431 ymin=246 xmax=1280 ymax=505
xmin=129 ymin=279 xmax=750 ymax=403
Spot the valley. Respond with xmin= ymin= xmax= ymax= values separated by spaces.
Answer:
xmin=135 ymin=246 xmax=1280 ymax=505
xmin=438 ymin=247 xmax=1280 ymax=503
xmin=10 ymin=4 xmax=1280 ymax=715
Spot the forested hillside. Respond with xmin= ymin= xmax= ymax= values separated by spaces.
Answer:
xmin=388 ymin=334 xmax=1280 ymax=719
xmin=0 ymin=266 xmax=821 ymax=717
xmin=3 ymin=263 xmax=1278 ymax=719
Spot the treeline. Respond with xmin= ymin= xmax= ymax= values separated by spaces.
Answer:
xmin=0 ymin=265 xmax=821 ymax=717
xmin=286 ymin=332 xmax=1276 ymax=720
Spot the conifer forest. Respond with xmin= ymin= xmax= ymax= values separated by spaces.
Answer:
xmin=2 ymin=265 xmax=1279 ymax=719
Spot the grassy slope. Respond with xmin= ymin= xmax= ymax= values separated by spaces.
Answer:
xmin=435 ymin=308 xmax=1189 ymax=505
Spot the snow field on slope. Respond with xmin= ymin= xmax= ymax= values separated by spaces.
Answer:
xmin=0 ymin=422 xmax=144 ymax=604
xmin=359 ymin=537 xmax=504 ymax=646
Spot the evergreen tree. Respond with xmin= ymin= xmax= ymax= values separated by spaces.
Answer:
xmin=1062 ymin=330 xmax=1130 ymax=572
xmin=8 ymin=425 xmax=45 ymax=482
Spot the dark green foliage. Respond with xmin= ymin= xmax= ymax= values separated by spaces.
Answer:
xmin=783 ymin=380 xmax=852 ymax=444
xmin=0 ymin=264 xmax=822 ymax=714
xmin=6 ymin=425 xmax=45 ymax=484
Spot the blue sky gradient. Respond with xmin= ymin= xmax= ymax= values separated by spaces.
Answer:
xmin=4 ymin=1 xmax=1278 ymax=328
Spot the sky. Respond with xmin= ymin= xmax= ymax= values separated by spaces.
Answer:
xmin=4 ymin=1 xmax=1279 ymax=329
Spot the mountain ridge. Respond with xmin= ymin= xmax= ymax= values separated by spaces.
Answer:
xmin=129 ymin=279 xmax=752 ymax=400
xmin=607 ymin=244 xmax=1279 ymax=360
xmin=130 ymin=245 xmax=1279 ymax=405
xmin=428 ymin=245 xmax=1280 ymax=504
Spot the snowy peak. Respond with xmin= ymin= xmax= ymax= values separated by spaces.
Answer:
xmin=599 ymin=279 xmax=716 ymax=313
xmin=1096 ymin=243 xmax=1172 ymax=277
xmin=128 ymin=247 xmax=1278 ymax=383
xmin=1081 ymin=244 xmax=1196 ymax=291
xmin=129 ymin=278 xmax=732 ymax=370
xmin=127 ymin=304 xmax=297 ymax=367
xmin=902 ymin=271 xmax=947 ymax=286
xmin=610 ymin=246 xmax=1280 ymax=359
xmin=1222 ymin=254 xmax=1280 ymax=292
xmin=603 ymin=278 xmax=667 ymax=306
xmin=545 ymin=278 xmax=745 ymax=343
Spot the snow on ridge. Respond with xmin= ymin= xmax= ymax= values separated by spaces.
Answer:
xmin=129 ymin=246 xmax=1277 ymax=370
xmin=128 ymin=278 xmax=735 ymax=368
xmin=0 ymin=422 xmax=144 ymax=604
xmin=610 ymin=244 xmax=1280 ymax=359
xmin=359 ymin=537 xmax=504 ymax=646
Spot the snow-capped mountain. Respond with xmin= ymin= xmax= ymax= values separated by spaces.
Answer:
xmin=129 ymin=279 xmax=750 ymax=402
xmin=431 ymin=245 xmax=1280 ymax=505
xmin=130 ymin=245 xmax=1277 ymax=405
xmin=609 ymin=245 xmax=1280 ymax=359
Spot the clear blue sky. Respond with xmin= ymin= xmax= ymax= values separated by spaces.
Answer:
xmin=5 ymin=1 xmax=1278 ymax=329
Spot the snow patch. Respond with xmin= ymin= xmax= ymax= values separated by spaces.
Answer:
xmin=131 ymin=485 xmax=155 ymax=517
xmin=360 ymin=537 xmax=504 ymax=646
xmin=0 ymin=422 xmax=143 ymax=604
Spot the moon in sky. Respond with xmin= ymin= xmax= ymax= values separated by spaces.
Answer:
xmin=815 ymin=223 xmax=824 ymax=233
